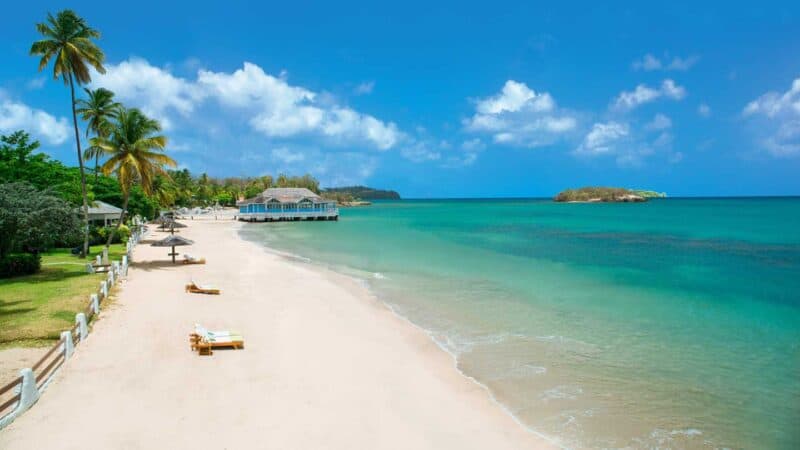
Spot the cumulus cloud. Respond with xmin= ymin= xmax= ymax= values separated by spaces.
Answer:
xmin=632 ymin=53 xmax=700 ymax=71
xmin=0 ymin=96 xmax=70 ymax=145
xmin=464 ymin=80 xmax=577 ymax=147
xmin=742 ymin=78 xmax=800 ymax=156
xmin=612 ymin=79 xmax=686 ymax=112
xmin=92 ymin=58 xmax=401 ymax=150
xmin=576 ymin=121 xmax=629 ymax=155
xmin=91 ymin=58 xmax=202 ymax=128
xmin=575 ymin=120 xmax=676 ymax=167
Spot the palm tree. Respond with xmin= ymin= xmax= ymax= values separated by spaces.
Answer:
xmin=93 ymin=108 xmax=176 ymax=247
xmin=77 ymin=87 xmax=120 ymax=183
xmin=31 ymin=10 xmax=106 ymax=258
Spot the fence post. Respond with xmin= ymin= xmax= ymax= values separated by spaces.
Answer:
xmin=91 ymin=294 xmax=99 ymax=315
xmin=99 ymin=282 xmax=106 ymax=301
xmin=95 ymin=255 xmax=102 ymax=266
xmin=61 ymin=331 xmax=74 ymax=359
xmin=108 ymin=270 xmax=114 ymax=286
xmin=75 ymin=313 xmax=88 ymax=341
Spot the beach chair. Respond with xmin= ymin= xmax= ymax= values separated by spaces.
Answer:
xmin=190 ymin=324 xmax=244 ymax=355
xmin=181 ymin=254 xmax=206 ymax=265
xmin=185 ymin=279 xmax=221 ymax=295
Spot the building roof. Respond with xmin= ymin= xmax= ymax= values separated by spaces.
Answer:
xmin=238 ymin=187 xmax=324 ymax=205
xmin=87 ymin=200 xmax=123 ymax=215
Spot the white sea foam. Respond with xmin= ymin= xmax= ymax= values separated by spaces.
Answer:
xmin=540 ymin=385 xmax=584 ymax=401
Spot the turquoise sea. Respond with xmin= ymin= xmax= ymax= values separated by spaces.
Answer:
xmin=240 ymin=198 xmax=800 ymax=449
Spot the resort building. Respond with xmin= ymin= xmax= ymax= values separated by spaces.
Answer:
xmin=87 ymin=200 xmax=123 ymax=226
xmin=237 ymin=188 xmax=339 ymax=222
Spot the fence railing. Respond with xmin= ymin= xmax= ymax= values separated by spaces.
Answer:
xmin=0 ymin=223 xmax=145 ymax=430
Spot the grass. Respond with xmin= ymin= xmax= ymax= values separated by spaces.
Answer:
xmin=0 ymin=244 xmax=126 ymax=348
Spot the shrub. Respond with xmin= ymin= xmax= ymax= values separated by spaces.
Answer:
xmin=0 ymin=253 xmax=41 ymax=278
xmin=93 ymin=224 xmax=130 ymax=244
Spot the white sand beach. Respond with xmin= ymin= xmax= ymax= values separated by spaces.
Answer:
xmin=0 ymin=219 xmax=554 ymax=449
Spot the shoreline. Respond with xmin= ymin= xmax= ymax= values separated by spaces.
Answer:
xmin=0 ymin=219 xmax=555 ymax=449
xmin=241 ymin=230 xmax=562 ymax=448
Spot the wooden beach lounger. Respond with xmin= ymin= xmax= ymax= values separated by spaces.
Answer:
xmin=190 ymin=324 xmax=244 ymax=355
xmin=181 ymin=254 xmax=206 ymax=265
xmin=185 ymin=279 xmax=220 ymax=295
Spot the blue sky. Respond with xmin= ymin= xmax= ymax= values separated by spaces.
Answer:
xmin=1 ymin=1 xmax=799 ymax=197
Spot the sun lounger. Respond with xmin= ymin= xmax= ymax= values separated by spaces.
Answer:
xmin=185 ymin=279 xmax=220 ymax=295
xmin=190 ymin=324 xmax=244 ymax=355
xmin=181 ymin=254 xmax=206 ymax=265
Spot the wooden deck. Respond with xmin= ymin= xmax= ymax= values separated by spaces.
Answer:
xmin=237 ymin=210 xmax=339 ymax=222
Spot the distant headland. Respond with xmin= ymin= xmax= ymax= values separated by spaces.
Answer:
xmin=322 ymin=186 xmax=401 ymax=206
xmin=554 ymin=187 xmax=667 ymax=203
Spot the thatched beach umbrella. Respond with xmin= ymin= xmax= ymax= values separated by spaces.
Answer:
xmin=158 ymin=220 xmax=187 ymax=234
xmin=151 ymin=234 xmax=194 ymax=263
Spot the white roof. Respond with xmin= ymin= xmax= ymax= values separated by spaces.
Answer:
xmin=87 ymin=200 xmax=123 ymax=215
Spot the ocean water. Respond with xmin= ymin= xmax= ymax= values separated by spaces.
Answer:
xmin=239 ymin=198 xmax=800 ymax=449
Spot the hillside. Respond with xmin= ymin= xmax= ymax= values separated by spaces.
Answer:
xmin=554 ymin=187 xmax=661 ymax=203
xmin=323 ymin=186 xmax=401 ymax=200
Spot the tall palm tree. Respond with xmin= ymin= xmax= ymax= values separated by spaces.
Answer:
xmin=77 ymin=87 xmax=120 ymax=183
xmin=93 ymin=108 xmax=176 ymax=247
xmin=31 ymin=10 xmax=106 ymax=258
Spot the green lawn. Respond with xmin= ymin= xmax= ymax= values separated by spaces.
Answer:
xmin=0 ymin=244 xmax=126 ymax=347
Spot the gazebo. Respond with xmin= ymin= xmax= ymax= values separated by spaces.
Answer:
xmin=87 ymin=201 xmax=123 ymax=226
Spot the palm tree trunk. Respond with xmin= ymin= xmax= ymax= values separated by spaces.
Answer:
xmin=69 ymin=73 xmax=90 ymax=259
xmin=94 ymin=153 xmax=99 ymax=184
xmin=106 ymin=190 xmax=129 ymax=248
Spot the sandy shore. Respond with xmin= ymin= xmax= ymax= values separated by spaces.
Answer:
xmin=0 ymin=220 xmax=554 ymax=449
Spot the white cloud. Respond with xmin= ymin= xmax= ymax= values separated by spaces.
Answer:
xmin=645 ymin=113 xmax=672 ymax=130
xmin=354 ymin=81 xmax=375 ymax=95
xmin=632 ymin=54 xmax=663 ymax=71
xmin=632 ymin=54 xmax=699 ymax=71
xmin=271 ymin=147 xmax=305 ymax=164
xmin=743 ymin=78 xmax=800 ymax=157
xmin=461 ymin=138 xmax=486 ymax=152
xmin=697 ymin=103 xmax=711 ymax=117
xmin=612 ymin=79 xmax=686 ymax=111
xmin=0 ymin=96 xmax=70 ymax=145
xmin=400 ymin=141 xmax=442 ymax=162
xmin=476 ymin=80 xmax=553 ymax=114
xmin=465 ymin=80 xmax=577 ymax=147
xmin=666 ymin=56 xmax=700 ymax=71
xmin=26 ymin=77 xmax=46 ymax=90
xmin=576 ymin=121 xmax=629 ymax=155
xmin=91 ymin=57 xmax=202 ymax=129
xmin=92 ymin=58 xmax=401 ymax=150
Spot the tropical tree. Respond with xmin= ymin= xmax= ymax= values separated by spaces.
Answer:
xmin=76 ymin=87 xmax=120 ymax=183
xmin=30 ymin=9 xmax=106 ymax=258
xmin=93 ymin=108 xmax=176 ymax=247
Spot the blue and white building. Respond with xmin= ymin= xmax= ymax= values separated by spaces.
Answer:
xmin=236 ymin=188 xmax=338 ymax=222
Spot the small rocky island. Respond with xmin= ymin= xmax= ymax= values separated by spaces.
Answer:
xmin=554 ymin=187 xmax=666 ymax=203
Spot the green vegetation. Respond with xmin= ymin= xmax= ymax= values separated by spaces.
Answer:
xmin=77 ymin=87 xmax=120 ymax=183
xmin=0 ymin=130 xmax=160 ymax=220
xmin=631 ymin=189 xmax=667 ymax=198
xmin=554 ymin=187 xmax=652 ymax=203
xmin=0 ymin=244 xmax=125 ymax=346
xmin=323 ymin=186 xmax=401 ymax=202
xmin=93 ymin=107 xmax=176 ymax=245
xmin=31 ymin=9 xmax=107 ymax=257
xmin=0 ymin=182 xmax=81 ymax=278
